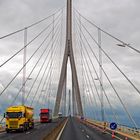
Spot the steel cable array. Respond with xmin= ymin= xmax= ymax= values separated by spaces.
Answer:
xmin=0 ymin=7 xmax=65 ymax=123
xmin=74 ymin=9 xmax=138 ymax=128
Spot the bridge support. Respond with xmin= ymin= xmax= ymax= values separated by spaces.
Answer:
xmin=53 ymin=0 xmax=83 ymax=116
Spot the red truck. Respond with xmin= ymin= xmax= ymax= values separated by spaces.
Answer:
xmin=40 ymin=109 xmax=52 ymax=123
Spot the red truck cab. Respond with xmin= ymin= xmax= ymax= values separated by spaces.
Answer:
xmin=40 ymin=109 xmax=52 ymax=123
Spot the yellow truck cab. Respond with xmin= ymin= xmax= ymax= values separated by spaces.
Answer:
xmin=4 ymin=105 xmax=34 ymax=133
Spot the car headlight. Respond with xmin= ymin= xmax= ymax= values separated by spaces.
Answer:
xmin=19 ymin=124 xmax=23 ymax=128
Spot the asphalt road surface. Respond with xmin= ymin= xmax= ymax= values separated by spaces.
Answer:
xmin=60 ymin=117 xmax=119 ymax=140
xmin=0 ymin=118 xmax=63 ymax=140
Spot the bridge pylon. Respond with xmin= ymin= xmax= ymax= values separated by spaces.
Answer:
xmin=53 ymin=0 xmax=83 ymax=116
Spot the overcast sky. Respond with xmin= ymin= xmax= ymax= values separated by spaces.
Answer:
xmin=0 ymin=0 xmax=140 ymax=126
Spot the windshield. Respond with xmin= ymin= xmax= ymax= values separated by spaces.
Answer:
xmin=6 ymin=112 xmax=23 ymax=118
xmin=40 ymin=113 xmax=49 ymax=117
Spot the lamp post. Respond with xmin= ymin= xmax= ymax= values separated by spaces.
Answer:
xmin=40 ymin=90 xmax=45 ymax=108
xmin=22 ymin=27 xmax=28 ymax=106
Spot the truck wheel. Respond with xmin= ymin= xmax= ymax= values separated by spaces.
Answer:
xmin=21 ymin=125 xmax=25 ymax=132
xmin=25 ymin=123 xmax=29 ymax=131
xmin=6 ymin=129 xmax=10 ymax=133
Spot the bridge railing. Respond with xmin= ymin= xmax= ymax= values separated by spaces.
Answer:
xmin=117 ymin=124 xmax=140 ymax=137
xmin=77 ymin=117 xmax=140 ymax=139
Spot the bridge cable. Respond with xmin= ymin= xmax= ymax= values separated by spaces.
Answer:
xmin=83 ymin=57 xmax=109 ymax=122
xmin=32 ymin=28 xmax=61 ymax=107
xmin=37 ymin=40 xmax=61 ymax=109
xmin=75 ymin=21 xmax=120 ymax=123
xmin=83 ymin=46 xmax=119 ymax=123
xmin=26 ymin=21 xmax=61 ymax=105
xmin=0 ymin=25 xmax=59 ymax=124
xmin=75 ymin=16 xmax=137 ymax=128
xmin=74 ymin=9 xmax=140 ymax=54
xmin=74 ymin=15 xmax=101 ymax=119
xmin=37 ymin=69 xmax=52 ymax=108
xmin=41 ymin=27 xmax=63 ymax=108
xmin=24 ymin=22 xmax=62 ymax=104
xmin=41 ymin=22 xmax=64 ymax=109
xmin=73 ymin=22 xmax=99 ymax=120
xmin=40 ymin=16 xmax=64 ymax=108
xmin=76 ymin=20 xmax=137 ymax=128
xmin=75 ymin=26 xmax=118 ymax=123
xmin=0 ymin=7 xmax=63 ymax=122
xmin=10 ymin=20 xmax=61 ymax=105
xmin=79 ymin=13 xmax=85 ymax=116
xmin=10 ymin=32 xmax=57 ymax=105
xmin=83 ymin=68 xmax=99 ymax=120
xmin=77 ymin=18 xmax=140 ymax=98
xmin=48 ymin=14 xmax=55 ymax=109
xmin=0 ymin=16 xmax=61 ymax=99
xmin=0 ymin=7 xmax=64 ymax=40
xmin=0 ymin=11 xmax=62 ymax=68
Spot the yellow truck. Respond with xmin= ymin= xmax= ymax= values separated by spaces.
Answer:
xmin=4 ymin=105 xmax=34 ymax=133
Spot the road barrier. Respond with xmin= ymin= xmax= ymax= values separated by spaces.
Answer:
xmin=43 ymin=117 xmax=68 ymax=140
xmin=117 ymin=124 xmax=140 ymax=138
xmin=77 ymin=117 xmax=140 ymax=140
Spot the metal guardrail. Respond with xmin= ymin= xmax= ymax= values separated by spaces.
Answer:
xmin=117 ymin=124 xmax=140 ymax=138
xmin=78 ymin=117 xmax=140 ymax=140
xmin=90 ymin=120 xmax=140 ymax=138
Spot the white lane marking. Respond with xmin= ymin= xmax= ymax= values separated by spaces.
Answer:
xmin=56 ymin=119 xmax=68 ymax=140
xmin=82 ymin=129 xmax=84 ymax=132
xmin=86 ymin=135 xmax=90 ymax=139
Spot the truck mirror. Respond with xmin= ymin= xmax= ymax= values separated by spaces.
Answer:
xmin=3 ymin=113 xmax=5 ymax=118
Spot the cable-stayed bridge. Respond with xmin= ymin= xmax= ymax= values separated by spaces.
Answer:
xmin=0 ymin=0 xmax=140 ymax=139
